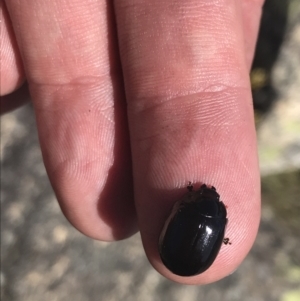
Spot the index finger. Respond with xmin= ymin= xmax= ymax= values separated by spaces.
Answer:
xmin=114 ymin=0 xmax=262 ymax=284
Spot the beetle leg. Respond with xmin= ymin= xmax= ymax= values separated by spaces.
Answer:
xmin=187 ymin=182 xmax=193 ymax=192
xmin=223 ymin=238 xmax=232 ymax=245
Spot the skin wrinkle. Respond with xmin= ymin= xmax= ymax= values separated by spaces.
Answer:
xmin=31 ymin=79 xmax=117 ymax=114
xmin=125 ymin=59 xmax=248 ymax=103
xmin=127 ymin=85 xmax=249 ymax=115
xmin=129 ymin=86 xmax=249 ymax=149
xmin=26 ymin=62 xmax=117 ymax=86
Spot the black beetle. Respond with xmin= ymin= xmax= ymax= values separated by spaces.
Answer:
xmin=159 ymin=183 xmax=230 ymax=276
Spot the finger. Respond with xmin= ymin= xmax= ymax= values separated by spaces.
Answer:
xmin=5 ymin=0 xmax=137 ymax=240
xmin=114 ymin=0 xmax=261 ymax=284
xmin=0 ymin=1 xmax=25 ymax=96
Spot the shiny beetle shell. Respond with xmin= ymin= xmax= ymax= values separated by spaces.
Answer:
xmin=159 ymin=184 xmax=228 ymax=276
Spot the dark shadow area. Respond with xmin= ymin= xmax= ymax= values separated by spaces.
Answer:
xmin=251 ymin=0 xmax=289 ymax=115
xmin=0 ymin=83 xmax=31 ymax=115
xmin=95 ymin=1 xmax=137 ymax=240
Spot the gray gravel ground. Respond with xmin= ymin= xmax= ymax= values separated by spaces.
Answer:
xmin=1 ymin=1 xmax=300 ymax=300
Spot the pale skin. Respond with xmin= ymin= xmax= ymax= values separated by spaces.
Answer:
xmin=1 ymin=0 xmax=264 ymax=284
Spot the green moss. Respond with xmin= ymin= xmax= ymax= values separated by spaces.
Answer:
xmin=259 ymin=147 xmax=282 ymax=163
xmin=262 ymin=170 xmax=300 ymax=234
xmin=281 ymin=289 xmax=300 ymax=301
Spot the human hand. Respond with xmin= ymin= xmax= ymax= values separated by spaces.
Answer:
xmin=1 ymin=0 xmax=263 ymax=284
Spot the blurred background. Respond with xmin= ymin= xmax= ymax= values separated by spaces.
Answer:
xmin=1 ymin=0 xmax=300 ymax=300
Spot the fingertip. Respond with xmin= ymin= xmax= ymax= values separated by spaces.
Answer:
xmin=52 ymin=174 xmax=138 ymax=242
xmin=138 ymin=179 xmax=260 ymax=284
